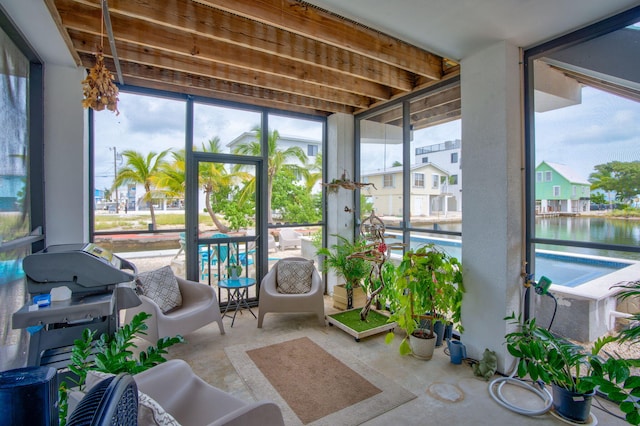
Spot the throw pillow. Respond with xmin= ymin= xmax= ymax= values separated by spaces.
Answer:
xmin=136 ymin=265 xmax=182 ymax=313
xmin=85 ymin=370 xmax=181 ymax=426
xmin=276 ymin=259 xmax=314 ymax=294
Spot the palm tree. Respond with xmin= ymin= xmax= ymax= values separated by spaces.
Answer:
xmin=155 ymin=149 xmax=186 ymax=201
xmin=233 ymin=126 xmax=307 ymax=223
xmin=199 ymin=137 xmax=252 ymax=233
xmin=115 ymin=150 xmax=170 ymax=230
xmin=300 ymin=151 xmax=323 ymax=193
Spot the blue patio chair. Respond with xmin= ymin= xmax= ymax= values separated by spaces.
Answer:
xmin=200 ymin=233 xmax=237 ymax=279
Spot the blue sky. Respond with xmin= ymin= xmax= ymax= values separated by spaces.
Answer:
xmin=535 ymin=86 xmax=640 ymax=181
xmin=94 ymin=85 xmax=639 ymax=192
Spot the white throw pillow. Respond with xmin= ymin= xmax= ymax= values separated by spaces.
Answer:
xmin=276 ymin=259 xmax=314 ymax=294
xmin=136 ymin=265 xmax=182 ymax=313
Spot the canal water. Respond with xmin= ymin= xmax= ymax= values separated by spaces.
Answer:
xmin=402 ymin=216 xmax=640 ymax=287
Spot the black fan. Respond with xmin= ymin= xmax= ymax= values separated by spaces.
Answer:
xmin=67 ymin=373 xmax=138 ymax=426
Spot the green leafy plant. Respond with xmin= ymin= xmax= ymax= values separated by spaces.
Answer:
xmin=317 ymin=235 xmax=371 ymax=309
xmin=58 ymin=312 xmax=184 ymax=425
xmin=504 ymin=313 xmax=640 ymax=425
xmin=227 ymin=263 xmax=243 ymax=277
xmin=612 ymin=279 xmax=640 ymax=344
xmin=317 ymin=235 xmax=370 ymax=290
xmin=505 ymin=313 xmax=596 ymax=393
xmin=385 ymin=244 xmax=464 ymax=355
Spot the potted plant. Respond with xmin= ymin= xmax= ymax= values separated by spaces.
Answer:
xmin=317 ymin=235 xmax=371 ymax=310
xmin=227 ymin=263 xmax=243 ymax=279
xmin=58 ymin=312 xmax=184 ymax=425
xmin=385 ymin=244 xmax=464 ymax=359
xmin=504 ymin=313 xmax=640 ymax=424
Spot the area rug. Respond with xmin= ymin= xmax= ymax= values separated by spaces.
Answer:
xmin=224 ymin=331 xmax=416 ymax=425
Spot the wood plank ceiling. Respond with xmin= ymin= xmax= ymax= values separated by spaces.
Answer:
xmin=46 ymin=0 xmax=460 ymax=124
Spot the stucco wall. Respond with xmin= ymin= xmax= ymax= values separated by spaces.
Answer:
xmin=460 ymin=41 xmax=524 ymax=373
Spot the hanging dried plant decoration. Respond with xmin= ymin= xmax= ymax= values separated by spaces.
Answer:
xmin=81 ymin=5 xmax=119 ymax=115
xmin=81 ymin=49 xmax=119 ymax=115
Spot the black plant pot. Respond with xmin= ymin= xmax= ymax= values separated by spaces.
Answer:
xmin=443 ymin=322 xmax=453 ymax=341
xmin=552 ymin=384 xmax=594 ymax=423
xmin=419 ymin=318 xmax=447 ymax=347
xmin=433 ymin=320 xmax=445 ymax=347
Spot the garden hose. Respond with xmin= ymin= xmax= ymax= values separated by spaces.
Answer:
xmin=488 ymin=372 xmax=553 ymax=416
xmin=487 ymin=278 xmax=556 ymax=416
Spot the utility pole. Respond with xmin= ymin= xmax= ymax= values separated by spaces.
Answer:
xmin=110 ymin=146 xmax=119 ymax=213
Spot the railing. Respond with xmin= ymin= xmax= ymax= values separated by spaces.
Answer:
xmin=415 ymin=139 xmax=461 ymax=155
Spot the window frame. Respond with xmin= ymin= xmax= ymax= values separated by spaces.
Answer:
xmin=383 ymin=173 xmax=394 ymax=188
xmin=524 ymin=6 xmax=640 ymax=322
xmin=413 ymin=172 xmax=425 ymax=188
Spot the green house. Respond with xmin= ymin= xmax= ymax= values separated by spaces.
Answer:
xmin=535 ymin=161 xmax=591 ymax=213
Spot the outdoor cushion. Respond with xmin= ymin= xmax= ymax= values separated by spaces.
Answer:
xmin=136 ymin=265 xmax=182 ymax=314
xmin=276 ymin=259 xmax=314 ymax=294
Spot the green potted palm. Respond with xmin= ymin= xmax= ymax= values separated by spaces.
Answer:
xmin=58 ymin=312 xmax=184 ymax=425
xmin=504 ymin=312 xmax=640 ymax=424
xmin=227 ymin=262 xmax=243 ymax=279
xmin=385 ymin=244 xmax=463 ymax=360
xmin=317 ymin=235 xmax=371 ymax=310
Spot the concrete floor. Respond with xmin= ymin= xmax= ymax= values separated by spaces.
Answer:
xmin=159 ymin=296 xmax=628 ymax=426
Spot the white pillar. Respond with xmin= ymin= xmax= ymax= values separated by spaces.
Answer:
xmin=325 ymin=113 xmax=355 ymax=295
xmin=44 ymin=64 xmax=89 ymax=245
xmin=460 ymin=41 xmax=523 ymax=373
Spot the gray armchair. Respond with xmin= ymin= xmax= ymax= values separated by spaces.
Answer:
xmin=124 ymin=276 xmax=225 ymax=342
xmin=134 ymin=359 xmax=284 ymax=426
xmin=257 ymin=257 xmax=325 ymax=328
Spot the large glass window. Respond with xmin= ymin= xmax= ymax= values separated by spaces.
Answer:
xmin=0 ymin=19 xmax=43 ymax=371
xmin=93 ymin=92 xmax=186 ymax=273
xmin=526 ymin=13 xmax=640 ymax=342
xmin=357 ymin=78 xmax=462 ymax=258
xmin=359 ymin=104 xmax=404 ymax=226
xmin=409 ymin=85 xmax=462 ymax=235
xmin=92 ymin=92 xmax=326 ymax=285
xmin=267 ymin=113 xmax=324 ymax=268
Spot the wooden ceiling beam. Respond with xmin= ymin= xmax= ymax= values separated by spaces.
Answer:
xmin=124 ymin=75 xmax=334 ymax=116
xmin=71 ymin=29 xmax=373 ymax=108
xmin=82 ymin=53 xmax=350 ymax=115
xmin=366 ymin=85 xmax=461 ymax=124
xmin=60 ymin=0 xmax=416 ymax=92
xmin=413 ymin=110 xmax=462 ymax=130
xmin=387 ymin=100 xmax=461 ymax=128
xmin=57 ymin=3 xmax=392 ymax=101
xmin=193 ymin=0 xmax=445 ymax=80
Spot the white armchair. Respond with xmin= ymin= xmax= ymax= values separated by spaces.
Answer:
xmin=278 ymin=228 xmax=302 ymax=250
xmin=258 ymin=257 xmax=325 ymax=328
xmin=134 ymin=359 xmax=284 ymax=426
xmin=124 ymin=276 xmax=225 ymax=342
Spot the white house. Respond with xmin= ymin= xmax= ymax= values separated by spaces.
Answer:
xmin=362 ymin=163 xmax=451 ymax=217
xmin=415 ymin=139 xmax=462 ymax=212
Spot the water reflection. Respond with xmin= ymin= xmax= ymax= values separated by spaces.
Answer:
xmin=536 ymin=217 xmax=640 ymax=261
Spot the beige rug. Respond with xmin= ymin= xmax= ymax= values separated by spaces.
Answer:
xmin=224 ymin=331 xmax=416 ymax=425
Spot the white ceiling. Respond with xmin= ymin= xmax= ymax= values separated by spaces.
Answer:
xmin=305 ymin=0 xmax=640 ymax=60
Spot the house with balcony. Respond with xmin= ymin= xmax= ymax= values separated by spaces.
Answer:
xmin=362 ymin=163 xmax=451 ymax=217
xmin=535 ymin=161 xmax=591 ymax=214
xmin=415 ymin=139 xmax=462 ymax=212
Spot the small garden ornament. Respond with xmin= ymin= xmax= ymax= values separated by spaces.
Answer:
xmin=473 ymin=348 xmax=498 ymax=381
